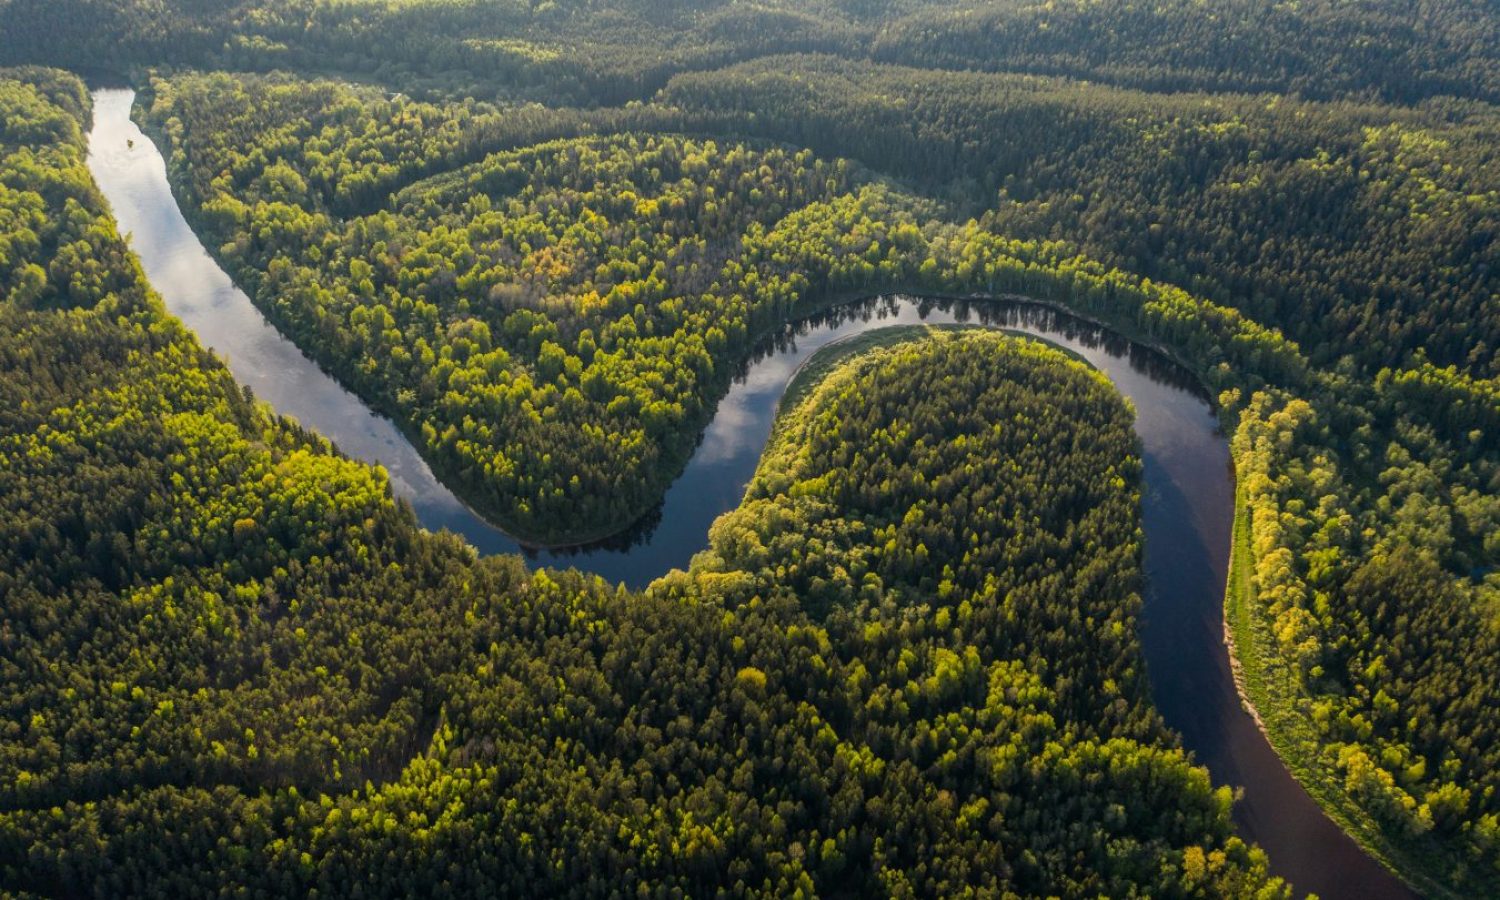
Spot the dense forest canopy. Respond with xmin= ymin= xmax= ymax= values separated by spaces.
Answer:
xmin=0 ymin=71 xmax=1288 ymax=894
xmin=0 ymin=0 xmax=1499 ymax=895
xmin=136 ymin=60 xmax=1500 ymax=897
xmin=659 ymin=54 xmax=1500 ymax=378
xmin=3 ymin=0 xmax=1500 ymax=105
xmin=148 ymin=70 xmax=873 ymax=540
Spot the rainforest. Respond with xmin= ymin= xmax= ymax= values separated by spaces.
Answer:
xmin=1 ymin=2 xmax=1498 ymax=898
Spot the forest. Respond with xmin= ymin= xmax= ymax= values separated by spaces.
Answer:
xmin=147 ymin=70 xmax=868 ymax=540
xmin=0 ymin=0 xmax=1498 ymax=896
xmin=0 ymin=69 xmax=1288 ymax=895
xmin=2 ymin=1 xmax=1499 ymax=106
xmin=137 ymin=63 xmax=1500 ymax=897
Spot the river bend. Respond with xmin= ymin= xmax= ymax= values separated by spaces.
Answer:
xmin=85 ymin=86 xmax=1415 ymax=900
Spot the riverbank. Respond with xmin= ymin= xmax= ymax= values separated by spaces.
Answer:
xmin=1225 ymin=481 xmax=1456 ymax=900
xmin=776 ymin=322 xmax=1096 ymax=427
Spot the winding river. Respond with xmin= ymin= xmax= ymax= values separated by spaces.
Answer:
xmin=86 ymin=87 xmax=1416 ymax=899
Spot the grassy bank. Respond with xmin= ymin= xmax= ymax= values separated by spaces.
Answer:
xmin=1224 ymin=482 xmax=1458 ymax=899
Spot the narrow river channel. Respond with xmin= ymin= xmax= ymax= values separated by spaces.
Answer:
xmin=86 ymin=86 xmax=1416 ymax=899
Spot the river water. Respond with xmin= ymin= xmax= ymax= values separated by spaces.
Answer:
xmin=85 ymin=87 xmax=1417 ymax=899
